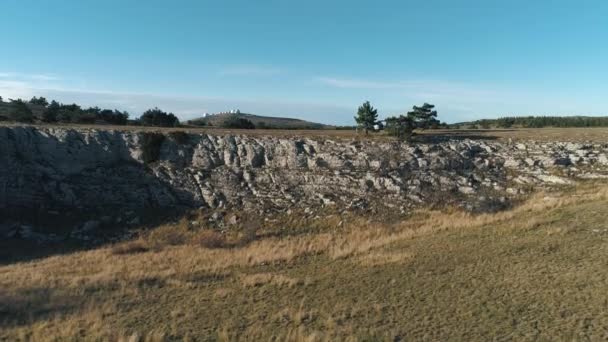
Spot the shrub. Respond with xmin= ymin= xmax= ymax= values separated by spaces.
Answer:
xmin=111 ymin=240 xmax=150 ymax=255
xmin=146 ymin=224 xmax=190 ymax=249
xmin=42 ymin=100 xmax=60 ymax=122
xmin=168 ymin=131 xmax=190 ymax=145
xmin=29 ymin=96 xmax=49 ymax=107
xmin=221 ymin=115 xmax=255 ymax=129
xmin=141 ymin=132 xmax=165 ymax=164
xmin=385 ymin=115 xmax=414 ymax=142
xmin=194 ymin=230 xmax=226 ymax=249
xmin=10 ymin=100 xmax=34 ymax=123
xmin=139 ymin=108 xmax=180 ymax=127
xmin=97 ymin=108 xmax=129 ymax=125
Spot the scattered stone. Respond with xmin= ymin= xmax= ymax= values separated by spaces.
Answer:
xmin=228 ymin=215 xmax=238 ymax=225
xmin=81 ymin=220 xmax=100 ymax=232
xmin=458 ymin=186 xmax=476 ymax=195
xmin=554 ymin=157 xmax=572 ymax=166
xmin=128 ymin=217 xmax=141 ymax=225
xmin=536 ymin=174 xmax=572 ymax=185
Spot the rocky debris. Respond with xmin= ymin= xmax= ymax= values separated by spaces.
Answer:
xmin=2 ymin=224 xmax=63 ymax=243
xmin=578 ymin=173 xmax=608 ymax=179
xmin=70 ymin=220 xmax=101 ymax=241
xmin=535 ymin=174 xmax=573 ymax=185
xmin=2 ymin=127 xmax=608 ymax=241
xmin=127 ymin=217 xmax=141 ymax=226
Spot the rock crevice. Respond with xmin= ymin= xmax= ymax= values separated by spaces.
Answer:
xmin=2 ymin=127 xmax=607 ymax=226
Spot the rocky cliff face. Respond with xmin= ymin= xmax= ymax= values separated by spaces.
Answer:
xmin=2 ymin=126 xmax=608 ymax=240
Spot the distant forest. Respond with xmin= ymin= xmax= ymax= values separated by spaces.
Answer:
xmin=0 ymin=96 xmax=179 ymax=127
xmin=455 ymin=116 xmax=608 ymax=129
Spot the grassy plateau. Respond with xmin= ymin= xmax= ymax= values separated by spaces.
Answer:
xmin=6 ymin=121 xmax=608 ymax=142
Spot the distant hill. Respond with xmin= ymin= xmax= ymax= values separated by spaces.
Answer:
xmin=187 ymin=112 xmax=333 ymax=130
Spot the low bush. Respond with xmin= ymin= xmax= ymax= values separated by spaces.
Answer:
xmin=141 ymin=132 xmax=165 ymax=164
xmin=168 ymin=131 xmax=190 ymax=145
xmin=111 ymin=240 xmax=150 ymax=255
xmin=194 ymin=230 xmax=226 ymax=249
xmin=221 ymin=115 xmax=255 ymax=129
xmin=146 ymin=223 xmax=190 ymax=249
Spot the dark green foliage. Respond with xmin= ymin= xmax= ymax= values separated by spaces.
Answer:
xmin=4 ymin=95 xmax=129 ymax=125
xmin=385 ymin=115 xmax=414 ymax=141
xmin=42 ymin=100 xmax=60 ymax=122
xmin=11 ymin=99 xmax=34 ymax=123
xmin=97 ymin=108 xmax=129 ymax=125
xmin=222 ymin=115 xmax=255 ymax=129
xmin=187 ymin=118 xmax=206 ymax=126
xmin=461 ymin=116 xmax=608 ymax=129
xmin=38 ymin=101 xmax=128 ymax=124
xmin=29 ymin=96 xmax=49 ymax=107
xmin=335 ymin=125 xmax=358 ymax=130
xmin=354 ymin=101 xmax=378 ymax=134
xmin=168 ymin=131 xmax=190 ymax=145
xmin=56 ymin=103 xmax=83 ymax=123
xmin=141 ymin=132 xmax=166 ymax=164
xmin=407 ymin=103 xmax=439 ymax=129
xmin=140 ymin=108 xmax=180 ymax=127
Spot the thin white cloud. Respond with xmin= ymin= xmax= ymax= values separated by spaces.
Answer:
xmin=0 ymin=71 xmax=64 ymax=100
xmin=218 ymin=65 xmax=283 ymax=77
xmin=0 ymin=78 xmax=353 ymax=124
xmin=315 ymin=76 xmax=518 ymax=122
xmin=0 ymin=72 xmax=60 ymax=82
xmin=316 ymin=76 xmax=501 ymax=104
xmin=316 ymin=77 xmax=404 ymax=89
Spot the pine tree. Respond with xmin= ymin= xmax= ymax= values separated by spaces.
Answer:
xmin=42 ymin=100 xmax=60 ymax=122
xmin=407 ymin=103 xmax=438 ymax=129
xmin=29 ymin=96 xmax=49 ymax=107
xmin=354 ymin=101 xmax=379 ymax=134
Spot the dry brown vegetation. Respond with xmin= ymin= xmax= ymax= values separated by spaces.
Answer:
xmin=5 ymin=121 xmax=608 ymax=142
xmin=2 ymin=182 xmax=608 ymax=340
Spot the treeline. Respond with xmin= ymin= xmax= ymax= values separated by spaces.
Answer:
xmin=463 ymin=116 xmax=608 ymax=129
xmin=0 ymin=96 xmax=179 ymax=127
xmin=354 ymin=101 xmax=446 ymax=141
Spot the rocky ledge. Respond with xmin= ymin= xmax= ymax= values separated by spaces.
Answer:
xmin=1 ymin=126 xmax=607 ymax=242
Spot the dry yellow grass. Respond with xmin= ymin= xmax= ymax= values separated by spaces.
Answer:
xmin=5 ymin=121 xmax=608 ymax=142
xmin=2 ymin=182 xmax=608 ymax=340
xmin=240 ymin=273 xmax=302 ymax=288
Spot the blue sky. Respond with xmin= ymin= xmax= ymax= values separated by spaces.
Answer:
xmin=1 ymin=0 xmax=607 ymax=124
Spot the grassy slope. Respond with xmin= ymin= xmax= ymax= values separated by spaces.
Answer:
xmin=188 ymin=112 xmax=332 ymax=129
xmin=1 ymin=184 xmax=608 ymax=340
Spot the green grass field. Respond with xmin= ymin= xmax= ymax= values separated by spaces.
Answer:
xmin=2 ymin=182 xmax=608 ymax=340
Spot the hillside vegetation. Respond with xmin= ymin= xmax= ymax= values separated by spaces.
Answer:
xmin=457 ymin=116 xmax=608 ymax=129
xmin=2 ymin=182 xmax=608 ymax=340
xmin=187 ymin=112 xmax=332 ymax=130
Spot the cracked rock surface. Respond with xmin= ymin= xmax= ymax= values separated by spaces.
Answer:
xmin=2 ymin=126 xmax=608 ymax=241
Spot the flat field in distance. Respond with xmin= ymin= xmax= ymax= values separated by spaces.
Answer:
xmin=2 ymin=182 xmax=608 ymax=340
xmin=4 ymin=122 xmax=608 ymax=142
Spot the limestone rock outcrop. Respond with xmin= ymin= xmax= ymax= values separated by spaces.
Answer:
xmin=2 ymin=126 xmax=607 ymax=241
